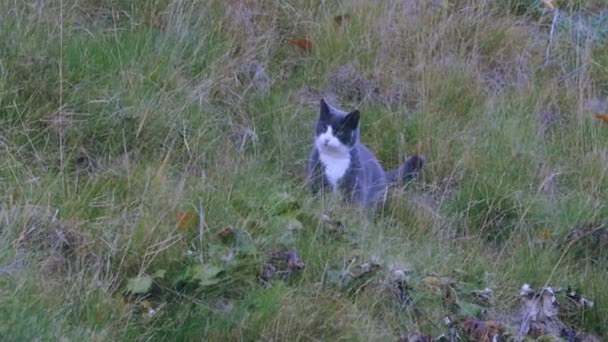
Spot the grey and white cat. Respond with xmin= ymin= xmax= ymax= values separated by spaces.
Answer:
xmin=306 ymin=99 xmax=424 ymax=209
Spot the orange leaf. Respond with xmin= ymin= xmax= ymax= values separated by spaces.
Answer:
xmin=176 ymin=211 xmax=196 ymax=229
xmin=596 ymin=113 xmax=608 ymax=123
xmin=288 ymin=38 xmax=313 ymax=51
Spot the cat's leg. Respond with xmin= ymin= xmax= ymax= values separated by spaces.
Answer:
xmin=340 ymin=174 xmax=360 ymax=204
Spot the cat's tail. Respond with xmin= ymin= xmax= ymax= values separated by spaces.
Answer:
xmin=386 ymin=154 xmax=425 ymax=185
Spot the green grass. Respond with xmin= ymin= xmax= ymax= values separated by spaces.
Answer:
xmin=1 ymin=0 xmax=608 ymax=340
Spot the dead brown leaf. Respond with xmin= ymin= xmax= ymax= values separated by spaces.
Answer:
xmin=518 ymin=285 xmax=567 ymax=339
xmin=261 ymin=249 xmax=305 ymax=285
xmin=176 ymin=211 xmax=196 ymax=230
xmin=319 ymin=211 xmax=346 ymax=236
xmin=422 ymin=275 xmax=458 ymax=307
xmin=422 ymin=275 xmax=443 ymax=288
xmin=462 ymin=319 xmax=505 ymax=342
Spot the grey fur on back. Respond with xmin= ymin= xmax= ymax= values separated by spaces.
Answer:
xmin=306 ymin=99 xmax=424 ymax=210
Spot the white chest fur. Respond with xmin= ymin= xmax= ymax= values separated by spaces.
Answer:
xmin=319 ymin=152 xmax=350 ymax=191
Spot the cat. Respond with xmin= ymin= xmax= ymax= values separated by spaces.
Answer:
xmin=306 ymin=98 xmax=424 ymax=209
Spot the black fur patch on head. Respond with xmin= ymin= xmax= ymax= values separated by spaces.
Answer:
xmin=316 ymin=99 xmax=360 ymax=147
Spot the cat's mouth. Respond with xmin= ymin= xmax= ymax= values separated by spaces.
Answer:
xmin=317 ymin=141 xmax=349 ymax=156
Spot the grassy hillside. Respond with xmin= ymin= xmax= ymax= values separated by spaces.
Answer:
xmin=1 ymin=0 xmax=607 ymax=340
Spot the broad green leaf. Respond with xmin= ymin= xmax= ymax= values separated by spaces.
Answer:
xmin=270 ymin=216 xmax=303 ymax=246
xmin=277 ymin=231 xmax=295 ymax=245
xmin=234 ymin=229 xmax=257 ymax=255
xmin=153 ymin=269 xmax=166 ymax=279
xmin=270 ymin=216 xmax=303 ymax=232
xmin=191 ymin=264 xmax=225 ymax=287
xmin=269 ymin=192 xmax=299 ymax=215
xmin=459 ymin=301 xmax=483 ymax=318
xmin=127 ymin=275 xmax=153 ymax=294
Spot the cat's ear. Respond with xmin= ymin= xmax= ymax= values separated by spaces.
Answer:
xmin=320 ymin=98 xmax=331 ymax=121
xmin=343 ymin=110 xmax=360 ymax=130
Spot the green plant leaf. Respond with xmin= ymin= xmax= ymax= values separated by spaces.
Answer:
xmin=191 ymin=264 xmax=225 ymax=287
xmin=270 ymin=216 xmax=303 ymax=232
xmin=234 ymin=229 xmax=257 ymax=255
xmin=269 ymin=192 xmax=300 ymax=215
xmin=459 ymin=301 xmax=483 ymax=318
xmin=127 ymin=275 xmax=153 ymax=294
xmin=270 ymin=216 xmax=302 ymax=246
xmin=153 ymin=269 xmax=166 ymax=279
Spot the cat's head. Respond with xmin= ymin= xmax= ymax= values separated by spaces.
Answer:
xmin=314 ymin=99 xmax=360 ymax=155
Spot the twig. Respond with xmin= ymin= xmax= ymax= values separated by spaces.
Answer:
xmin=198 ymin=201 xmax=205 ymax=244
xmin=545 ymin=8 xmax=560 ymax=66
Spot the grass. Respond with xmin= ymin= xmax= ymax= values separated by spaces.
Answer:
xmin=1 ymin=0 xmax=608 ymax=340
